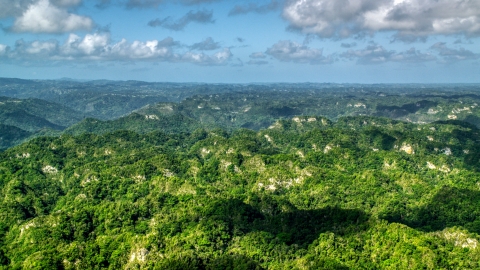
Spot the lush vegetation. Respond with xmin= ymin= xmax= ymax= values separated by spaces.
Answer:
xmin=2 ymin=79 xmax=480 ymax=268
xmin=1 ymin=115 xmax=480 ymax=269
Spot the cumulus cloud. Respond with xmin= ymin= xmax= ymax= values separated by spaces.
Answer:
xmin=430 ymin=42 xmax=480 ymax=63
xmin=283 ymin=0 xmax=480 ymax=40
xmin=0 ymin=44 xmax=7 ymax=56
xmin=182 ymin=48 xmax=232 ymax=65
xmin=1 ymin=34 xmax=232 ymax=65
xmin=189 ymin=37 xmax=220 ymax=50
xmin=265 ymin=40 xmax=333 ymax=64
xmin=341 ymin=44 xmax=436 ymax=64
xmin=11 ymin=0 xmax=94 ymax=33
xmin=249 ymin=52 xmax=267 ymax=59
xmin=148 ymin=10 xmax=214 ymax=31
xmin=229 ymin=0 xmax=280 ymax=16
xmin=0 ymin=0 xmax=36 ymax=18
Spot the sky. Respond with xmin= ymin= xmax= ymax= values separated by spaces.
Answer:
xmin=0 ymin=0 xmax=479 ymax=83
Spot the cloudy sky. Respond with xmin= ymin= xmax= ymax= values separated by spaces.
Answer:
xmin=0 ymin=0 xmax=479 ymax=83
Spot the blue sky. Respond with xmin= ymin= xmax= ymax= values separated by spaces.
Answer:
xmin=0 ymin=0 xmax=479 ymax=83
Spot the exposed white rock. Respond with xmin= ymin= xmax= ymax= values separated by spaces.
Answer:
xmin=427 ymin=108 xmax=439 ymax=114
xmin=439 ymin=165 xmax=451 ymax=173
xmin=75 ymin=194 xmax=87 ymax=200
xmin=268 ymin=122 xmax=281 ymax=129
xmin=129 ymin=248 xmax=149 ymax=263
xmin=134 ymin=175 xmax=146 ymax=182
xmin=400 ymin=143 xmax=414 ymax=155
xmin=426 ymin=162 xmax=436 ymax=169
xmin=452 ymin=107 xmax=471 ymax=113
xmin=81 ymin=175 xmax=99 ymax=186
xmin=448 ymin=115 xmax=457 ymax=120
xmin=20 ymin=221 xmax=36 ymax=236
xmin=16 ymin=153 xmax=30 ymax=158
xmin=443 ymin=148 xmax=452 ymax=156
xmin=145 ymin=115 xmax=159 ymax=120
xmin=163 ymin=169 xmax=174 ymax=177
xmin=42 ymin=165 xmax=58 ymax=174
xmin=443 ymin=231 xmax=478 ymax=249
xmin=324 ymin=145 xmax=333 ymax=154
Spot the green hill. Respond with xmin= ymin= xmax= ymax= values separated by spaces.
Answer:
xmin=64 ymin=113 xmax=203 ymax=136
xmin=1 ymin=116 xmax=480 ymax=269
xmin=0 ymin=96 xmax=83 ymax=131
xmin=0 ymin=124 xmax=32 ymax=150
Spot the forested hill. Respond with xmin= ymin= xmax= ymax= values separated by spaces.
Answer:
xmin=2 ymin=79 xmax=480 ymax=150
xmin=1 ymin=116 xmax=480 ymax=269
xmin=0 ymin=96 xmax=83 ymax=132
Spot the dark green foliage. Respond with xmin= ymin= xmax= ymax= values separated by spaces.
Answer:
xmin=1 ymin=116 xmax=480 ymax=268
xmin=0 ymin=124 xmax=32 ymax=150
xmin=383 ymin=187 xmax=480 ymax=234
xmin=2 ymin=79 xmax=480 ymax=268
xmin=0 ymin=96 xmax=83 ymax=131
xmin=65 ymin=113 xmax=202 ymax=136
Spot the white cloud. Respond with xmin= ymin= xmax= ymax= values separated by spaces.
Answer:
xmin=25 ymin=40 xmax=58 ymax=54
xmin=430 ymin=42 xmax=480 ymax=63
xmin=189 ymin=37 xmax=220 ymax=51
xmin=0 ymin=0 xmax=35 ymax=18
xmin=1 ymin=34 xmax=232 ymax=66
xmin=77 ymin=33 xmax=109 ymax=55
xmin=283 ymin=0 xmax=480 ymax=40
xmin=182 ymin=48 xmax=232 ymax=65
xmin=12 ymin=0 xmax=94 ymax=33
xmin=265 ymin=40 xmax=333 ymax=64
xmin=148 ymin=10 xmax=214 ymax=31
xmin=109 ymin=39 xmax=174 ymax=60
xmin=249 ymin=52 xmax=267 ymax=59
xmin=341 ymin=44 xmax=436 ymax=64
xmin=0 ymin=44 xmax=8 ymax=56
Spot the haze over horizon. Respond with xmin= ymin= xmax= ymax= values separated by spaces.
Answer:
xmin=0 ymin=0 xmax=479 ymax=83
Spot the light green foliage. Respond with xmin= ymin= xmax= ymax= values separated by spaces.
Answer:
xmin=1 ymin=116 xmax=480 ymax=269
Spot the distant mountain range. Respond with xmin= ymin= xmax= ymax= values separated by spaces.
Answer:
xmin=1 ymin=77 xmax=480 ymax=150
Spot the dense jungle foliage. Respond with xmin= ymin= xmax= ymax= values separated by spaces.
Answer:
xmin=1 ymin=115 xmax=480 ymax=269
